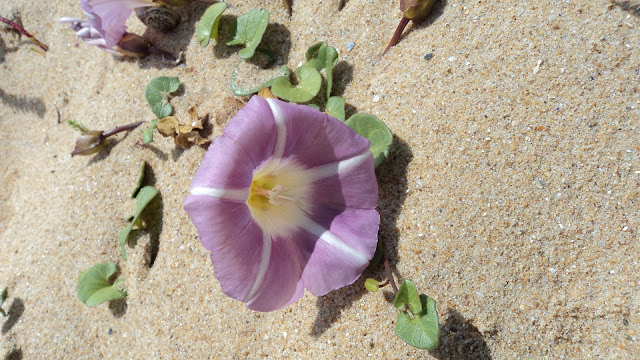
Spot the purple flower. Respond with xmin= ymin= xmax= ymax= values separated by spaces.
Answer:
xmin=184 ymin=97 xmax=380 ymax=312
xmin=59 ymin=17 xmax=149 ymax=56
xmin=80 ymin=0 xmax=153 ymax=47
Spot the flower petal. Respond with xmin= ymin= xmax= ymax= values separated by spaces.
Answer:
xmin=82 ymin=0 xmax=152 ymax=47
xmin=265 ymin=98 xmax=372 ymax=167
xmin=183 ymin=196 xmax=262 ymax=301
xmin=189 ymin=135 xmax=256 ymax=191
xmin=223 ymin=96 xmax=277 ymax=167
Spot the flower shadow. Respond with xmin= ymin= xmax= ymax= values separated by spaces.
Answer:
xmin=0 ymin=87 xmax=46 ymax=118
xmin=429 ymin=309 xmax=493 ymax=360
xmin=311 ymin=135 xmax=412 ymax=337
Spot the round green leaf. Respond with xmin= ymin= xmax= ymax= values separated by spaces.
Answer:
xmin=394 ymin=279 xmax=422 ymax=314
xmin=226 ymin=9 xmax=269 ymax=60
xmin=305 ymin=42 xmax=339 ymax=99
xmin=364 ymin=278 xmax=379 ymax=292
xmin=395 ymin=294 xmax=440 ymax=349
xmin=196 ymin=2 xmax=227 ymax=47
xmin=145 ymin=76 xmax=180 ymax=119
xmin=270 ymin=66 xmax=322 ymax=103
xmin=345 ymin=113 xmax=393 ymax=168
xmin=326 ymin=96 xmax=345 ymax=122
xmin=77 ymin=263 xmax=126 ymax=307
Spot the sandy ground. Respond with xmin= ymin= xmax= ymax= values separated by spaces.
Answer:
xmin=1 ymin=0 xmax=639 ymax=358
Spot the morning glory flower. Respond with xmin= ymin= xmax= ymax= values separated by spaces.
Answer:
xmin=80 ymin=0 xmax=154 ymax=47
xmin=184 ymin=96 xmax=380 ymax=312
xmin=59 ymin=17 xmax=149 ymax=56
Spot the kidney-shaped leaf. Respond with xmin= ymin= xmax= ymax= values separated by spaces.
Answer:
xmin=345 ymin=113 xmax=393 ymax=168
xmin=196 ymin=2 xmax=227 ymax=47
xmin=77 ymin=262 xmax=126 ymax=307
xmin=395 ymin=294 xmax=440 ymax=349
xmin=145 ymin=76 xmax=180 ymax=119
xmin=305 ymin=42 xmax=339 ymax=98
xmin=226 ymin=9 xmax=269 ymax=59
xmin=270 ymin=66 xmax=321 ymax=103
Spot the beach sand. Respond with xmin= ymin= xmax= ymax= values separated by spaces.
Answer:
xmin=1 ymin=0 xmax=639 ymax=358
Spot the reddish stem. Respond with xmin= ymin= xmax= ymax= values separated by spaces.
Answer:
xmin=384 ymin=257 xmax=398 ymax=294
xmin=382 ymin=16 xmax=410 ymax=57
xmin=102 ymin=121 xmax=144 ymax=138
xmin=0 ymin=15 xmax=48 ymax=51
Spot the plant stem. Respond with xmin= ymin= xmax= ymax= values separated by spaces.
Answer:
xmin=0 ymin=15 xmax=48 ymax=51
xmin=381 ymin=16 xmax=410 ymax=56
xmin=384 ymin=257 xmax=398 ymax=294
xmin=102 ymin=121 xmax=144 ymax=138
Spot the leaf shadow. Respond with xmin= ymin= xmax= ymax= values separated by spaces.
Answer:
xmin=311 ymin=135 xmax=412 ymax=337
xmin=429 ymin=309 xmax=492 ymax=360
xmin=86 ymin=131 xmax=134 ymax=165
xmin=610 ymin=1 xmax=640 ymax=17
xmin=0 ymin=87 xmax=46 ymax=118
xmin=1 ymin=298 xmax=25 ymax=334
xmin=4 ymin=348 xmax=22 ymax=360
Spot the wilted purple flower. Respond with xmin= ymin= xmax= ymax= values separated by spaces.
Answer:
xmin=184 ymin=97 xmax=380 ymax=312
xmin=81 ymin=0 xmax=154 ymax=47
xmin=59 ymin=17 xmax=149 ymax=56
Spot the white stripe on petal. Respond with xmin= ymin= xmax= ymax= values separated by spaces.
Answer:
xmin=243 ymin=230 xmax=272 ymax=302
xmin=190 ymin=187 xmax=249 ymax=201
xmin=266 ymin=98 xmax=287 ymax=159
xmin=307 ymin=150 xmax=371 ymax=181
xmin=299 ymin=214 xmax=369 ymax=264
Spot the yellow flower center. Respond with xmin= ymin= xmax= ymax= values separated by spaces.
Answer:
xmin=246 ymin=158 xmax=312 ymax=236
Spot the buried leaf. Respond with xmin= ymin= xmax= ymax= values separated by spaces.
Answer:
xmin=395 ymin=294 xmax=440 ymax=349
xmin=142 ymin=119 xmax=158 ymax=144
xmin=119 ymin=186 xmax=159 ymax=261
xmin=270 ymin=66 xmax=322 ymax=103
xmin=230 ymin=62 xmax=290 ymax=96
xmin=196 ymin=2 xmax=226 ymax=47
xmin=145 ymin=76 xmax=181 ymax=119
xmin=226 ymin=9 xmax=269 ymax=59
xmin=131 ymin=161 xmax=146 ymax=198
xmin=77 ymin=262 xmax=126 ymax=307
xmin=345 ymin=113 xmax=393 ymax=168
xmin=305 ymin=42 xmax=339 ymax=99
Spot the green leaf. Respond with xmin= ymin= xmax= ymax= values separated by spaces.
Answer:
xmin=196 ymin=2 xmax=226 ymax=47
xmin=326 ymin=96 xmax=345 ymax=121
xmin=226 ymin=9 xmax=269 ymax=60
xmin=230 ymin=63 xmax=290 ymax=96
xmin=66 ymin=119 xmax=90 ymax=133
xmin=394 ymin=279 xmax=422 ymax=314
xmin=142 ymin=119 xmax=158 ymax=144
xmin=364 ymin=278 xmax=379 ymax=292
xmin=145 ymin=76 xmax=180 ymax=119
xmin=307 ymin=104 xmax=321 ymax=111
xmin=395 ymin=294 xmax=440 ymax=349
xmin=270 ymin=66 xmax=322 ymax=103
xmin=131 ymin=161 xmax=146 ymax=198
xmin=77 ymin=263 xmax=126 ymax=307
xmin=119 ymin=186 xmax=159 ymax=260
xmin=0 ymin=286 xmax=6 ymax=316
xmin=345 ymin=113 xmax=393 ymax=168
xmin=305 ymin=42 xmax=339 ymax=99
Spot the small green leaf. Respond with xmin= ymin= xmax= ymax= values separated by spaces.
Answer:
xmin=142 ymin=119 xmax=158 ymax=144
xmin=394 ymin=279 xmax=422 ymax=314
xmin=364 ymin=278 xmax=379 ymax=292
xmin=305 ymin=42 xmax=339 ymax=99
xmin=326 ymin=96 xmax=345 ymax=121
xmin=131 ymin=162 xmax=146 ymax=198
xmin=345 ymin=113 xmax=393 ymax=168
xmin=270 ymin=66 xmax=322 ymax=103
xmin=145 ymin=76 xmax=181 ymax=119
xmin=119 ymin=186 xmax=159 ymax=260
xmin=66 ymin=119 xmax=90 ymax=133
xmin=395 ymin=294 xmax=440 ymax=349
xmin=77 ymin=263 xmax=126 ymax=307
xmin=230 ymin=63 xmax=290 ymax=96
xmin=307 ymin=104 xmax=321 ymax=111
xmin=226 ymin=9 xmax=269 ymax=60
xmin=196 ymin=2 xmax=226 ymax=47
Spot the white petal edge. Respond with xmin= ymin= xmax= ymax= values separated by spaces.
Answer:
xmin=307 ymin=150 xmax=371 ymax=181
xmin=243 ymin=229 xmax=272 ymax=302
xmin=190 ymin=187 xmax=249 ymax=202
xmin=298 ymin=214 xmax=369 ymax=265
xmin=266 ymin=98 xmax=287 ymax=159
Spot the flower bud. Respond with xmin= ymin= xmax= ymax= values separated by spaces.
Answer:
xmin=117 ymin=33 xmax=150 ymax=57
xmin=71 ymin=131 xmax=105 ymax=156
xmin=400 ymin=0 xmax=437 ymax=21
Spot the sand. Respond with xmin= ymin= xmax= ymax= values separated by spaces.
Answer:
xmin=1 ymin=0 xmax=639 ymax=358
